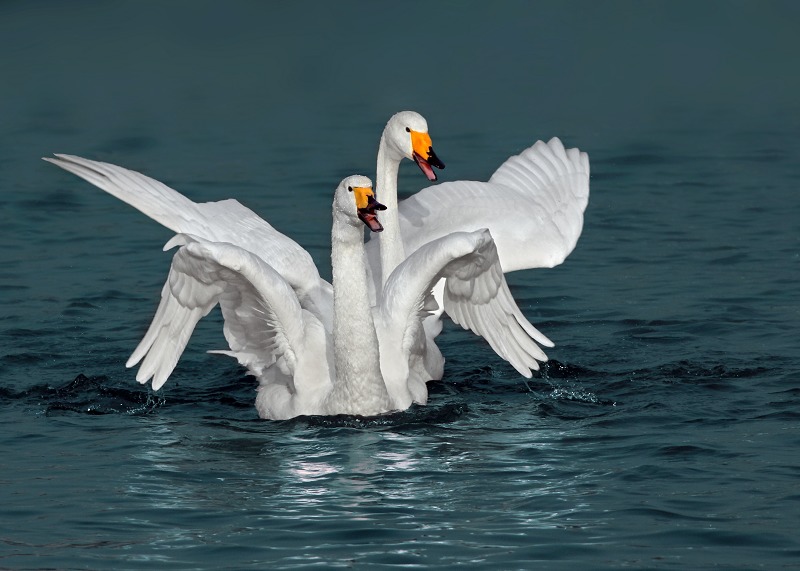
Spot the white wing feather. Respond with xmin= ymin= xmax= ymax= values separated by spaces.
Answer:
xmin=42 ymin=154 xmax=331 ymax=319
xmin=128 ymin=235 xmax=311 ymax=392
xmin=375 ymin=137 xmax=590 ymax=273
xmin=379 ymin=229 xmax=551 ymax=380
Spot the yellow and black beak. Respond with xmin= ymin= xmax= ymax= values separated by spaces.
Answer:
xmin=409 ymin=130 xmax=445 ymax=181
xmin=353 ymin=186 xmax=387 ymax=232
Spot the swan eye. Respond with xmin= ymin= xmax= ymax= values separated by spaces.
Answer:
xmin=405 ymin=127 xmax=410 ymax=133
xmin=348 ymin=186 xmax=353 ymax=192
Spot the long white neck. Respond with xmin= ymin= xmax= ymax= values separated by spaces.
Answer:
xmin=375 ymin=136 xmax=405 ymax=286
xmin=329 ymin=215 xmax=391 ymax=415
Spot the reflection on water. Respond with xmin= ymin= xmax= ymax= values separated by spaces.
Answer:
xmin=125 ymin=408 xmax=599 ymax=537
xmin=5 ymin=352 xmax=798 ymax=567
xmin=287 ymin=460 xmax=339 ymax=483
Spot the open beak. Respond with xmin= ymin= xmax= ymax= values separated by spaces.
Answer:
xmin=410 ymin=130 xmax=445 ymax=181
xmin=353 ymin=186 xmax=387 ymax=232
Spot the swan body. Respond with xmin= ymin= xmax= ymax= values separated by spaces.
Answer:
xmin=44 ymin=157 xmax=552 ymax=419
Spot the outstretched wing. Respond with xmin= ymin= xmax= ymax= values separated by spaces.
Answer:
xmin=43 ymin=154 xmax=332 ymax=321
xmin=378 ymin=229 xmax=552 ymax=381
xmin=128 ymin=235 xmax=316 ymax=393
xmin=385 ymin=137 xmax=590 ymax=272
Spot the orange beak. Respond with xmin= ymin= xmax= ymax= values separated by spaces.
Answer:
xmin=409 ymin=130 xmax=445 ymax=181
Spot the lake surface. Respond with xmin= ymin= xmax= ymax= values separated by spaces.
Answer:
xmin=2 ymin=2 xmax=799 ymax=569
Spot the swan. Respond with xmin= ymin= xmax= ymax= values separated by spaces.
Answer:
xmin=368 ymin=111 xmax=589 ymax=380
xmin=369 ymin=111 xmax=448 ymax=381
xmin=43 ymin=158 xmax=552 ymax=419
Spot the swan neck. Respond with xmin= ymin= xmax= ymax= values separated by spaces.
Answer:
xmin=330 ymin=216 xmax=390 ymax=414
xmin=376 ymin=137 xmax=405 ymax=285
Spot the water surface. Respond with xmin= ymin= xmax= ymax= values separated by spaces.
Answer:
xmin=2 ymin=2 xmax=799 ymax=569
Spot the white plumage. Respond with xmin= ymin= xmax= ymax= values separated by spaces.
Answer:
xmin=367 ymin=112 xmax=590 ymax=385
xmin=43 ymin=157 xmax=556 ymax=419
xmin=369 ymin=112 xmax=590 ymax=278
xmin=398 ymin=138 xmax=590 ymax=272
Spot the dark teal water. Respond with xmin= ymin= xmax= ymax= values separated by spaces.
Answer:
xmin=2 ymin=2 xmax=799 ymax=569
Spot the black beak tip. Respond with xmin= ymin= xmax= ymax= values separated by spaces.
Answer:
xmin=428 ymin=148 xmax=445 ymax=170
xmin=367 ymin=195 xmax=387 ymax=211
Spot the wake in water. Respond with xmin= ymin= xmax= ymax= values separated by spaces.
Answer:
xmin=3 ymin=374 xmax=166 ymax=416
xmin=3 ymin=356 xmax=781 ymax=430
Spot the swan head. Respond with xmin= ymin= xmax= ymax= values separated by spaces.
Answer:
xmin=383 ymin=111 xmax=445 ymax=181
xmin=335 ymin=175 xmax=387 ymax=233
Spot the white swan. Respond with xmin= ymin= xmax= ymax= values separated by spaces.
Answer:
xmin=43 ymin=158 xmax=552 ymax=419
xmin=368 ymin=111 xmax=590 ymax=379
